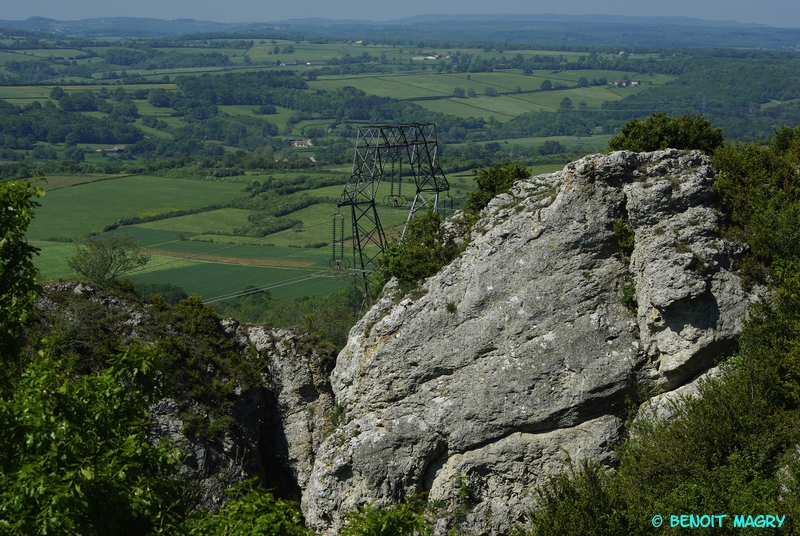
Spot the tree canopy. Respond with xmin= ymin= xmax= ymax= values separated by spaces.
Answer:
xmin=67 ymin=233 xmax=150 ymax=282
xmin=607 ymin=111 xmax=724 ymax=154
xmin=0 ymin=178 xmax=42 ymax=373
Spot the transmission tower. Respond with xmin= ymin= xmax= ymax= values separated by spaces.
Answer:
xmin=335 ymin=122 xmax=450 ymax=296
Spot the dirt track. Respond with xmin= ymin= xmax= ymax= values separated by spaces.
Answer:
xmin=144 ymin=249 xmax=315 ymax=268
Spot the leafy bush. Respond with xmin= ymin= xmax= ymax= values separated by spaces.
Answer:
xmin=612 ymin=220 xmax=635 ymax=259
xmin=340 ymin=500 xmax=432 ymax=536
xmin=0 ymin=345 xmax=184 ymax=535
xmin=378 ymin=209 xmax=460 ymax=289
xmin=712 ymin=125 xmax=800 ymax=283
xmin=464 ymin=163 xmax=529 ymax=214
xmin=619 ymin=274 xmax=637 ymax=311
xmin=0 ymin=178 xmax=42 ymax=370
xmin=607 ymin=112 xmax=723 ymax=154
xmin=183 ymin=481 xmax=312 ymax=536
xmin=528 ymin=460 xmax=626 ymax=536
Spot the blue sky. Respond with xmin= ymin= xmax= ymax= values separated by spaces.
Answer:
xmin=3 ymin=0 xmax=799 ymax=28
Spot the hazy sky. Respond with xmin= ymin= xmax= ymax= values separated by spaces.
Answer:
xmin=3 ymin=0 xmax=799 ymax=29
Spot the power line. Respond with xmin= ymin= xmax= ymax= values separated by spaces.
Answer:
xmin=127 ymin=217 xmax=337 ymax=274
xmin=203 ymin=271 xmax=333 ymax=303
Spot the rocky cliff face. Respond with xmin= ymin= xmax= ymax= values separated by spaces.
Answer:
xmin=149 ymin=322 xmax=335 ymax=508
xmin=300 ymin=150 xmax=758 ymax=534
xmin=34 ymin=283 xmax=336 ymax=511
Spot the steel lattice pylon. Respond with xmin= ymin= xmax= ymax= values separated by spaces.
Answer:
xmin=336 ymin=122 xmax=450 ymax=296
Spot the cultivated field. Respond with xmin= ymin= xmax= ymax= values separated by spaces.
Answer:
xmin=27 ymin=169 xmax=468 ymax=301
xmin=2 ymin=36 xmax=667 ymax=303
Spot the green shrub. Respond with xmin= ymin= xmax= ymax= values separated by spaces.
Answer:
xmin=0 ymin=344 xmax=184 ymax=535
xmin=528 ymin=460 xmax=627 ymax=536
xmin=330 ymin=399 xmax=347 ymax=428
xmin=713 ymin=125 xmax=800 ymax=284
xmin=607 ymin=112 xmax=723 ymax=154
xmin=0 ymin=178 xmax=43 ymax=378
xmin=340 ymin=500 xmax=432 ymax=536
xmin=612 ymin=220 xmax=635 ymax=259
xmin=378 ymin=209 xmax=460 ymax=289
xmin=619 ymin=274 xmax=637 ymax=311
xmin=68 ymin=232 xmax=150 ymax=282
xmin=464 ymin=163 xmax=529 ymax=214
xmin=183 ymin=480 xmax=312 ymax=536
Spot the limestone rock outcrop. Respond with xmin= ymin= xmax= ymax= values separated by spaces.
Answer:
xmin=301 ymin=150 xmax=759 ymax=534
xmin=149 ymin=324 xmax=336 ymax=508
xmin=34 ymin=282 xmax=336 ymax=510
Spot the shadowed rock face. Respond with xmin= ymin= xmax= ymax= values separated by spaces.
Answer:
xmin=300 ymin=150 xmax=759 ymax=535
xmin=148 ymin=324 xmax=335 ymax=509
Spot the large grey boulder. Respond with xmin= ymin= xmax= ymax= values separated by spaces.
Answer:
xmin=301 ymin=150 xmax=758 ymax=534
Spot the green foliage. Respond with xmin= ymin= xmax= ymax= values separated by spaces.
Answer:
xmin=464 ymin=163 xmax=530 ymax=214
xmin=712 ymin=125 xmax=800 ymax=283
xmin=0 ymin=178 xmax=42 ymax=382
xmin=529 ymin=460 xmax=626 ymax=536
xmin=134 ymin=282 xmax=188 ymax=306
xmin=0 ymin=344 xmax=184 ymax=535
xmin=607 ymin=112 xmax=724 ymax=154
xmin=612 ymin=219 xmax=635 ymax=259
xmin=378 ymin=209 xmax=460 ymax=289
xmin=451 ymin=475 xmax=478 ymax=526
xmin=619 ymin=274 xmax=637 ymax=311
xmin=330 ymin=399 xmax=347 ymax=428
xmin=68 ymin=233 xmax=150 ymax=282
xmin=0 ymin=98 xmax=144 ymax=148
xmin=183 ymin=481 xmax=312 ymax=536
xmin=340 ymin=500 xmax=432 ymax=536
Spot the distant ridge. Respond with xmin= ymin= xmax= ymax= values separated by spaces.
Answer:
xmin=0 ymin=13 xmax=778 ymax=32
xmin=381 ymin=14 xmax=771 ymax=28
xmin=0 ymin=15 xmax=796 ymax=48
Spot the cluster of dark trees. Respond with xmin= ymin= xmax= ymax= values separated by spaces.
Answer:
xmin=103 ymin=48 xmax=232 ymax=70
xmin=0 ymin=99 xmax=142 ymax=149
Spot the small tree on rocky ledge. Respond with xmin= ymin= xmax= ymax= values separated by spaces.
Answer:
xmin=378 ymin=209 xmax=460 ymax=289
xmin=464 ymin=163 xmax=529 ymax=215
xmin=68 ymin=233 xmax=150 ymax=282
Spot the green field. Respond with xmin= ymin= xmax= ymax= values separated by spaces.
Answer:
xmin=309 ymin=70 xmax=671 ymax=119
xmin=137 ymin=208 xmax=252 ymax=233
xmin=27 ymin=176 xmax=246 ymax=241
xmin=27 ymin=169 xmax=446 ymax=301
xmin=126 ymin=262 xmax=347 ymax=302
xmin=2 ymin=37 xmax=681 ymax=304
